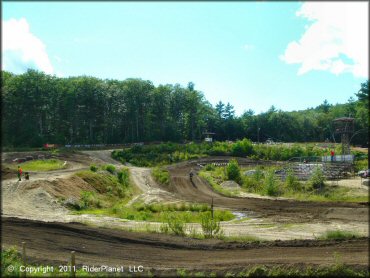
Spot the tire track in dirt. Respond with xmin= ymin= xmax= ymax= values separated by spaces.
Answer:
xmin=165 ymin=159 xmax=368 ymax=224
xmin=2 ymin=217 xmax=369 ymax=269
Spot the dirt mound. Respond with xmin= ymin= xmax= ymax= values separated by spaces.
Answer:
xmin=2 ymin=175 xmax=97 ymax=220
xmin=1 ymin=167 xmax=16 ymax=180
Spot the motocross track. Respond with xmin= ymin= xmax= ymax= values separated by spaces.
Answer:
xmin=2 ymin=218 xmax=369 ymax=270
xmin=2 ymin=150 xmax=369 ymax=272
xmin=165 ymin=159 xmax=368 ymax=224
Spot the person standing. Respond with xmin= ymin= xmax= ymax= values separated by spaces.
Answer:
xmin=17 ymin=165 xmax=22 ymax=181
xmin=330 ymin=150 xmax=335 ymax=162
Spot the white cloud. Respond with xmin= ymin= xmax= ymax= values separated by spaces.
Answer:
xmin=2 ymin=18 xmax=54 ymax=74
xmin=280 ymin=2 xmax=368 ymax=78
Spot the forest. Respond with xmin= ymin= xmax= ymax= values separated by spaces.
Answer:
xmin=1 ymin=69 xmax=368 ymax=147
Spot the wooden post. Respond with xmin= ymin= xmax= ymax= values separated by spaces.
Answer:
xmin=71 ymin=251 xmax=76 ymax=278
xmin=22 ymin=242 xmax=26 ymax=278
xmin=211 ymin=198 xmax=214 ymax=220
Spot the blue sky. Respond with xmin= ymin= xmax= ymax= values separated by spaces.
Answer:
xmin=2 ymin=2 xmax=368 ymax=115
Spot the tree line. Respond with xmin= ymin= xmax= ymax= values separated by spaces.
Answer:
xmin=1 ymin=69 xmax=368 ymax=147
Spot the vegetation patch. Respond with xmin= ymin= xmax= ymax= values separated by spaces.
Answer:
xmin=101 ymin=201 xmax=234 ymax=223
xmin=71 ymin=169 xmax=133 ymax=210
xmin=11 ymin=159 xmax=66 ymax=171
xmin=152 ymin=167 xmax=170 ymax=185
xmin=200 ymin=164 xmax=368 ymax=202
xmin=111 ymin=140 xmax=329 ymax=166
xmin=318 ymin=230 xmax=361 ymax=240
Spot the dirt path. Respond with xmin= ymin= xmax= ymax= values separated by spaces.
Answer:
xmin=81 ymin=149 xmax=122 ymax=165
xmin=165 ymin=161 xmax=368 ymax=224
xmin=2 ymin=151 xmax=369 ymax=240
xmin=2 ymin=217 xmax=368 ymax=271
xmin=127 ymin=167 xmax=179 ymax=206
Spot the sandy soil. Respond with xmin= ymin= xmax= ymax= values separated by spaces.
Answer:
xmin=1 ymin=150 xmax=369 ymax=271
xmin=2 ymin=218 xmax=369 ymax=271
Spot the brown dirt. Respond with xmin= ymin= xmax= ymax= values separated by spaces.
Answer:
xmin=165 ymin=160 xmax=368 ymax=224
xmin=2 ymin=217 xmax=369 ymax=271
xmin=1 ymin=151 xmax=369 ymax=272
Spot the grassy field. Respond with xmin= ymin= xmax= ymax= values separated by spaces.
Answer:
xmin=10 ymin=159 xmax=67 ymax=171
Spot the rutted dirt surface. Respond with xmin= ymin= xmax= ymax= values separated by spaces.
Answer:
xmin=165 ymin=160 xmax=368 ymax=224
xmin=2 ymin=150 xmax=369 ymax=271
xmin=2 ymin=217 xmax=369 ymax=269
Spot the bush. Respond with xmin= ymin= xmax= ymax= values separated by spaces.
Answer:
xmin=226 ymin=159 xmax=241 ymax=184
xmin=201 ymin=211 xmax=223 ymax=238
xmin=204 ymin=164 xmax=215 ymax=171
xmin=318 ymin=230 xmax=360 ymax=240
xmin=79 ymin=191 xmax=101 ymax=209
xmin=2 ymin=247 xmax=22 ymax=277
xmin=285 ymin=168 xmax=300 ymax=191
xmin=152 ymin=167 xmax=170 ymax=185
xmin=163 ymin=213 xmax=186 ymax=236
xmin=90 ymin=164 xmax=98 ymax=172
xmin=105 ymin=164 xmax=116 ymax=174
xmin=117 ymin=168 xmax=130 ymax=187
xmin=265 ymin=171 xmax=280 ymax=196
xmin=309 ymin=166 xmax=326 ymax=190
xmin=231 ymin=138 xmax=253 ymax=157
xmin=354 ymin=158 xmax=368 ymax=172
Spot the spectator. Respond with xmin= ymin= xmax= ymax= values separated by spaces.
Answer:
xmin=17 ymin=166 xmax=22 ymax=181
xmin=330 ymin=150 xmax=335 ymax=162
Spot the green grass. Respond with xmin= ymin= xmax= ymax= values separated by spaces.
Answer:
xmin=152 ymin=167 xmax=170 ymax=185
xmin=68 ymin=171 xmax=133 ymax=210
xmin=201 ymin=166 xmax=368 ymax=203
xmin=1 ymin=247 xmax=96 ymax=277
xmin=111 ymin=140 xmax=329 ymax=167
xmin=318 ymin=230 xmax=361 ymax=240
xmin=12 ymin=159 xmax=66 ymax=171
xmin=199 ymin=171 xmax=239 ymax=197
xmin=77 ymin=201 xmax=234 ymax=223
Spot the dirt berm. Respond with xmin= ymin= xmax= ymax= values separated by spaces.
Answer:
xmin=2 ymin=217 xmax=369 ymax=271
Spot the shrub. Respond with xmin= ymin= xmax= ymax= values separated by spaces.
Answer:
xmin=265 ymin=171 xmax=280 ymax=196
xmin=354 ymin=158 xmax=368 ymax=172
xmin=308 ymin=166 xmax=326 ymax=190
xmin=105 ymin=164 xmax=116 ymax=174
xmin=79 ymin=191 xmax=101 ymax=209
xmin=152 ymin=167 xmax=170 ymax=185
xmin=163 ymin=213 xmax=186 ymax=236
xmin=117 ymin=168 xmax=130 ymax=187
xmin=2 ymin=247 xmax=22 ymax=277
xmin=285 ymin=168 xmax=300 ymax=191
xmin=231 ymin=138 xmax=253 ymax=157
xmin=226 ymin=159 xmax=241 ymax=184
xmin=201 ymin=212 xmax=223 ymax=238
xmin=318 ymin=230 xmax=360 ymax=240
xmin=90 ymin=164 xmax=98 ymax=172
xmin=204 ymin=164 xmax=215 ymax=171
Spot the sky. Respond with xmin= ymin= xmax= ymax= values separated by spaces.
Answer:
xmin=2 ymin=1 xmax=369 ymax=115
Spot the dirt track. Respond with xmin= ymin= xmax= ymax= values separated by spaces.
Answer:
xmin=165 ymin=159 xmax=368 ymax=224
xmin=2 ymin=150 xmax=369 ymax=272
xmin=2 ymin=217 xmax=369 ymax=271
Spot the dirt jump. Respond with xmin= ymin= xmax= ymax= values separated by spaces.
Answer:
xmin=2 ymin=150 xmax=369 ymax=274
